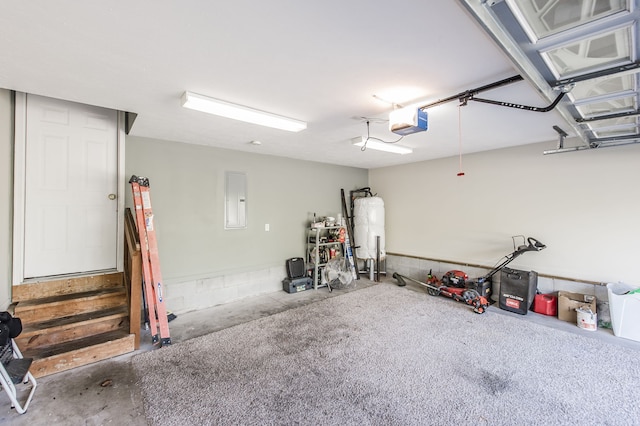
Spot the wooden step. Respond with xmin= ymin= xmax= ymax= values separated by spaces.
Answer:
xmin=12 ymin=272 xmax=124 ymax=302
xmin=14 ymin=287 xmax=127 ymax=324
xmin=23 ymin=330 xmax=136 ymax=378
xmin=15 ymin=306 xmax=130 ymax=351
xmin=10 ymin=270 xmax=137 ymax=378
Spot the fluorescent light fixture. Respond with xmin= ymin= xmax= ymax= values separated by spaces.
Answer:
xmin=351 ymin=137 xmax=413 ymax=155
xmin=181 ymin=91 xmax=307 ymax=132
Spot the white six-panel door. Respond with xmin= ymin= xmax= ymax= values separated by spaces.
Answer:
xmin=22 ymin=94 xmax=119 ymax=278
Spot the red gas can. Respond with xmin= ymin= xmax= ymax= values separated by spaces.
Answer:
xmin=533 ymin=294 xmax=557 ymax=316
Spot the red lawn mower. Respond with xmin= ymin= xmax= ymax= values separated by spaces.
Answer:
xmin=393 ymin=236 xmax=546 ymax=314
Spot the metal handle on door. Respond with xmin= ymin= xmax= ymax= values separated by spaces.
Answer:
xmin=108 ymin=194 xmax=117 ymax=200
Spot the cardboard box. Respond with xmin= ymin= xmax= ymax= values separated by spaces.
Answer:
xmin=557 ymin=291 xmax=596 ymax=324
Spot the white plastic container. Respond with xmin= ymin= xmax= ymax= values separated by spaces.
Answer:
xmin=576 ymin=307 xmax=597 ymax=331
xmin=607 ymin=282 xmax=640 ymax=342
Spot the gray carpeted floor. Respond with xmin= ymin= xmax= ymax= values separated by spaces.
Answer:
xmin=132 ymin=283 xmax=640 ymax=425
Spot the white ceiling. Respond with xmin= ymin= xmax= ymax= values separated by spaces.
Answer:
xmin=0 ymin=1 xmax=570 ymax=169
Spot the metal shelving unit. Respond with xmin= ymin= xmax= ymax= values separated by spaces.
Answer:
xmin=307 ymin=226 xmax=345 ymax=289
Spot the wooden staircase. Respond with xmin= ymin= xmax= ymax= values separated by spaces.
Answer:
xmin=10 ymin=209 xmax=143 ymax=378
xmin=11 ymin=273 xmax=136 ymax=378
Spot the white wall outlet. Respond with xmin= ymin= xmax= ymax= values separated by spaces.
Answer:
xmin=264 ymin=224 xmax=270 ymax=231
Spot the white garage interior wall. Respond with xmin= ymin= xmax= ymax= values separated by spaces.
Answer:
xmin=2 ymin=87 xmax=639 ymax=313
xmin=0 ymin=90 xmax=13 ymax=310
xmin=124 ymin=136 xmax=368 ymax=313
xmin=370 ymin=141 xmax=640 ymax=298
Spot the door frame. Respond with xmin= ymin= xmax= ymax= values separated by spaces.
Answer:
xmin=12 ymin=92 xmax=125 ymax=285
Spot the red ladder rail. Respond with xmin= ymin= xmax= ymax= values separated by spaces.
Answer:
xmin=130 ymin=176 xmax=171 ymax=346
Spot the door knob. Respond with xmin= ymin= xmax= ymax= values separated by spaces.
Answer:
xmin=108 ymin=194 xmax=117 ymax=200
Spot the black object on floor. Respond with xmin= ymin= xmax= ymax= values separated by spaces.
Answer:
xmin=499 ymin=268 xmax=538 ymax=315
xmin=282 ymin=277 xmax=313 ymax=293
xmin=286 ymin=258 xmax=306 ymax=279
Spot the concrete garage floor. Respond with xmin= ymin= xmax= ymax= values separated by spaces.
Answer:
xmin=1 ymin=277 xmax=638 ymax=425
xmin=0 ymin=279 xmax=376 ymax=425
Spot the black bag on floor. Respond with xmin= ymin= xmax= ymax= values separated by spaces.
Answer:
xmin=0 ymin=312 xmax=23 ymax=345
xmin=498 ymin=268 xmax=538 ymax=315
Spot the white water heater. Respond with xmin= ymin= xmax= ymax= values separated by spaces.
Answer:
xmin=353 ymin=196 xmax=385 ymax=260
